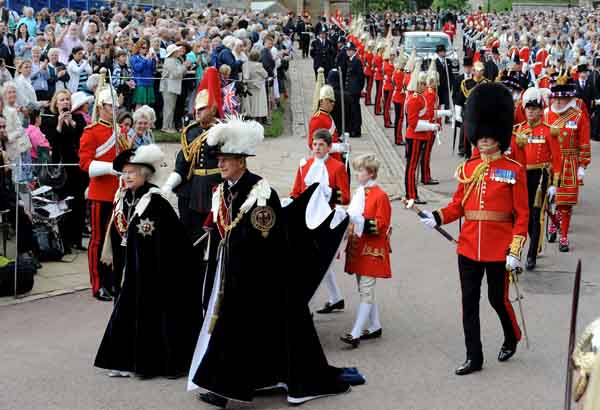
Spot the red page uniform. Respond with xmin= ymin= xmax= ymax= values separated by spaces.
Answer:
xmin=363 ymin=42 xmax=375 ymax=105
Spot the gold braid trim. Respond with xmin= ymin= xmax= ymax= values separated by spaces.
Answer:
xmin=456 ymin=160 xmax=489 ymax=207
xmin=509 ymin=235 xmax=526 ymax=259
xmin=180 ymin=126 xmax=209 ymax=180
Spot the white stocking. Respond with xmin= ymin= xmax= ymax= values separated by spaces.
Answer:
xmin=324 ymin=269 xmax=343 ymax=304
xmin=351 ymin=303 xmax=373 ymax=339
xmin=368 ymin=303 xmax=382 ymax=333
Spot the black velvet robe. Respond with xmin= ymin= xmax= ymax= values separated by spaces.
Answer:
xmin=188 ymin=172 xmax=350 ymax=402
xmin=94 ymin=184 xmax=202 ymax=377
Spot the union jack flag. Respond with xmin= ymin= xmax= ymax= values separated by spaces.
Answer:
xmin=222 ymin=82 xmax=239 ymax=115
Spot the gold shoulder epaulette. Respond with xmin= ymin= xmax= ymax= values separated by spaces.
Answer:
xmin=504 ymin=156 xmax=523 ymax=167
xmin=513 ymin=121 xmax=526 ymax=130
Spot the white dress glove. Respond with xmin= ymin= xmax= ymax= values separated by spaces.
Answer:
xmin=578 ymin=166 xmax=585 ymax=180
xmin=547 ymin=185 xmax=556 ymax=200
xmin=435 ymin=109 xmax=453 ymax=118
xmin=89 ymin=160 xmax=118 ymax=177
xmin=415 ymin=120 xmax=440 ymax=132
xmin=419 ymin=210 xmax=437 ymax=229
xmin=331 ymin=142 xmax=350 ymax=153
xmin=161 ymin=172 xmax=182 ymax=195
xmin=506 ymin=255 xmax=522 ymax=273
xmin=455 ymin=105 xmax=463 ymax=123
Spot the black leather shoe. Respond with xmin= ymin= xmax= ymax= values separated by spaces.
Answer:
xmin=198 ymin=392 xmax=228 ymax=408
xmin=317 ymin=300 xmax=344 ymax=314
xmin=413 ymin=198 xmax=427 ymax=205
xmin=547 ymin=231 xmax=557 ymax=243
xmin=360 ymin=328 xmax=383 ymax=340
xmin=455 ymin=359 xmax=483 ymax=375
xmin=95 ymin=287 xmax=113 ymax=302
xmin=498 ymin=342 xmax=517 ymax=362
xmin=559 ymin=242 xmax=570 ymax=252
xmin=422 ymin=179 xmax=440 ymax=185
xmin=340 ymin=334 xmax=360 ymax=348
xmin=526 ymin=257 xmax=536 ymax=271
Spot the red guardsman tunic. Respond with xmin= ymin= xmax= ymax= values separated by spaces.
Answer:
xmin=308 ymin=109 xmax=342 ymax=162
xmin=290 ymin=156 xmax=350 ymax=205
xmin=363 ymin=51 xmax=373 ymax=77
xmin=79 ymin=119 xmax=119 ymax=202
xmin=345 ymin=185 xmax=392 ymax=278
xmin=423 ymin=87 xmax=438 ymax=139
xmin=373 ymin=54 xmax=384 ymax=81
xmin=511 ymin=120 xmax=561 ymax=172
xmin=392 ymin=69 xmax=405 ymax=104
xmin=519 ymin=46 xmax=530 ymax=64
xmin=405 ymin=92 xmax=430 ymax=141
xmin=383 ymin=61 xmax=394 ymax=91
xmin=434 ymin=152 xmax=529 ymax=262
xmin=544 ymin=104 xmax=591 ymax=205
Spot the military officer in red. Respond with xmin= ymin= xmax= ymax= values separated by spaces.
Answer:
xmin=392 ymin=55 xmax=406 ymax=145
xmin=544 ymin=76 xmax=591 ymax=252
xmin=308 ymin=80 xmax=348 ymax=163
xmin=373 ymin=42 xmax=385 ymax=115
xmin=404 ymin=62 xmax=439 ymax=204
xmin=291 ymin=128 xmax=350 ymax=314
xmin=512 ymin=88 xmax=562 ymax=270
xmin=341 ymin=153 xmax=392 ymax=348
xmin=382 ymin=48 xmax=394 ymax=128
xmin=79 ymin=86 xmax=120 ymax=302
xmin=419 ymin=83 xmax=528 ymax=375
xmin=363 ymin=40 xmax=375 ymax=106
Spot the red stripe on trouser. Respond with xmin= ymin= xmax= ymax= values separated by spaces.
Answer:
xmin=405 ymin=140 xmax=420 ymax=199
xmin=88 ymin=201 xmax=102 ymax=294
xmin=374 ymin=81 xmax=383 ymax=114
xmin=503 ymin=272 xmax=522 ymax=341
xmin=383 ymin=91 xmax=393 ymax=126
xmin=558 ymin=205 xmax=572 ymax=241
xmin=421 ymin=136 xmax=434 ymax=182
xmin=394 ymin=102 xmax=403 ymax=144
xmin=365 ymin=76 xmax=373 ymax=104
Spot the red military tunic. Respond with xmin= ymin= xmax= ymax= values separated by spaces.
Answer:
xmin=392 ymin=69 xmax=405 ymax=104
xmin=383 ymin=61 xmax=394 ymax=91
xmin=405 ymin=92 xmax=430 ymax=141
xmin=79 ymin=119 xmax=119 ymax=202
xmin=373 ymin=54 xmax=384 ymax=81
xmin=544 ymin=104 xmax=591 ymax=205
xmin=345 ymin=185 xmax=392 ymax=278
xmin=512 ymin=120 xmax=561 ymax=172
xmin=519 ymin=46 xmax=530 ymax=64
xmin=290 ymin=156 xmax=350 ymax=205
xmin=434 ymin=152 xmax=529 ymax=262
xmin=363 ymin=51 xmax=373 ymax=77
xmin=308 ymin=109 xmax=342 ymax=162
xmin=538 ymin=75 xmax=552 ymax=89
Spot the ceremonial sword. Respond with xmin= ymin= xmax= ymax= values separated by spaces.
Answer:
xmin=564 ymin=260 xmax=583 ymax=410
xmin=402 ymin=198 xmax=458 ymax=244
xmin=508 ymin=267 xmax=530 ymax=349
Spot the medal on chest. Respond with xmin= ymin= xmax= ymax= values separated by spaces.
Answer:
xmin=251 ymin=206 xmax=276 ymax=238
xmin=490 ymin=168 xmax=516 ymax=184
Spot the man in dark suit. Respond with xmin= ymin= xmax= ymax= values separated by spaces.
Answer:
xmin=314 ymin=17 xmax=328 ymax=36
xmin=575 ymin=63 xmax=596 ymax=115
xmin=334 ymin=36 xmax=347 ymax=72
xmin=590 ymin=57 xmax=600 ymax=141
xmin=452 ymin=56 xmax=473 ymax=155
xmin=435 ymin=44 xmax=453 ymax=120
xmin=310 ymin=27 xmax=334 ymax=78
xmin=343 ymin=42 xmax=365 ymax=138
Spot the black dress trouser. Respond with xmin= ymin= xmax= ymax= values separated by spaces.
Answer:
xmin=458 ymin=255 xmax=521 ymax=361
xmin=526 ymin=168 xmax=549 ymax=261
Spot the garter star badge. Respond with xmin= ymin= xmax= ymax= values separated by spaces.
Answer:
xmin=137 ymin=218 xmax=155 ymax=237
xmin=251 ymin=206 xmax=276 ymax=238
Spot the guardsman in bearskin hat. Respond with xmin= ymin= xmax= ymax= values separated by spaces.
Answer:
xmin=161 ymin=67 xmax=222 ymax=242
xmin=544 ymin=74 xmax=591 ymax=252
xmin=79 ymin=81 xmax=120 ymax=302
xmin=392 ymin=52 xmax=406 ymax=145
xmin=419 ymin=83 xmax=528 ymax=375
xmin=382 ymin=46 xmax=395 ymax=128
xmin=309 ymin=69 xmax=349 ymax=162
xmin=341 ymin=153 xmax=392 ymax=348
xmin=455 ymin=61 xmax=489 ymax=158
xmin=404 ymin=61 xmax=439 ymax=204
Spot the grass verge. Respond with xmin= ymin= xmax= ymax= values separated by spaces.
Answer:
xmin=264 ymin=98 xmax=287 ymax=138
xmin=153 ymin=129 xmax=180 ymax=143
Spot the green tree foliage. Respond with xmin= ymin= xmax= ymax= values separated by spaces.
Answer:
xmin=431 ymin=0 xmax=469 ymax=9
xmin=351 ymin=0 xmax=410 ymax=13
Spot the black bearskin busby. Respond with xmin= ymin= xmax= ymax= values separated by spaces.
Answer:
xmin=464 ymin=82 xmax=514 ymax=152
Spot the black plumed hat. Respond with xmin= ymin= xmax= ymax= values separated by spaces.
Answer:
xmin=464 ymin=82 xmax=514 ymax=152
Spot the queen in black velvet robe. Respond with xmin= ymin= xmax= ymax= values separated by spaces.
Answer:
xmin=94 ymin=181 xmax=202 ymax=378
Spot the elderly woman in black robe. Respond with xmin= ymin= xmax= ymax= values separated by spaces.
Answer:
xmin=94 ymin=144 xmax=202 ymax=379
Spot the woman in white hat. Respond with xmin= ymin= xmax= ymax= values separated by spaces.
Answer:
xmin=70 ymin=90 xmax=94 ymax=125
xmin=159 ymin=44 xmax=191 ymax=133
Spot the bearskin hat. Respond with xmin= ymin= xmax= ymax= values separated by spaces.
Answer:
xmin=464 ymin=82 xmax=514 ymax=152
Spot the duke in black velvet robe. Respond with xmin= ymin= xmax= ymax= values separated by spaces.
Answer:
xmin=188 ymin=171 xmax=351 ymax=402
xmin=94 ymin=183 xmax=202 ymax=378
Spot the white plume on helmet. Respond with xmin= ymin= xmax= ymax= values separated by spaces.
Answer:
xmin=521 ymin=87 xmax=543 ymax=108
xmin=207 ymin=115 xmax=264 ymax=156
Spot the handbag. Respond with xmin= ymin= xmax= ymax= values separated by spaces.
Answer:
xmin=38 ymin=163 xmax=67 ymax=190
xmin=33 ymin=222 xmax=65 ymax=262
xmin=0 ymin=254 xmax=36 ymax=296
